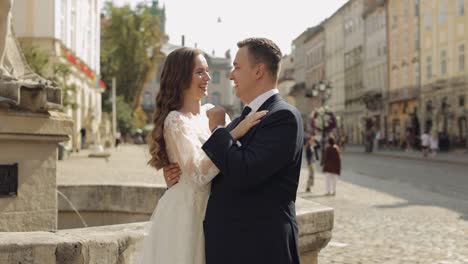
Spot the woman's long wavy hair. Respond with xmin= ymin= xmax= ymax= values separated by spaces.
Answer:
xmin=148 ymin=47 xmax=201 ymax=169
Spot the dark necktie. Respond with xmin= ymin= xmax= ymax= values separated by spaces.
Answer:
xmin=227 ymin=106 xmax=252 ymax=131
xmin=239 ymin=106 xmax=252 ymax=122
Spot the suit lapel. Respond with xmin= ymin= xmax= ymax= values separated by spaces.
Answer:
xmin=239 ymin=94 xmax=282 ymax=145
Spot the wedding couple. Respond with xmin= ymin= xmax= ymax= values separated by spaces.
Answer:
xmin=137 ymin=38 xmax=304 ymax=264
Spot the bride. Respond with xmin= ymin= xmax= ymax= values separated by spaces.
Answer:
xmin=137 ymin=47 xmax=266 ymax=264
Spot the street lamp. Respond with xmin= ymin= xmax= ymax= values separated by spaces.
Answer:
xmin=309 ymin=80 xmax=333 ymax=162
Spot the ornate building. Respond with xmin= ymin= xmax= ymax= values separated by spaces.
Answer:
xmin=387 ymin=0 xmax=421 ymax=147
xmin=13 ymin=0 xmax=105 ymax=151
xmin=343 ymin=0 xmax=366 ymax=144
xmin=420 ymin=0 xmax=468 ymax=149
xmin=363 ymin=0 xmax=388 ymax=138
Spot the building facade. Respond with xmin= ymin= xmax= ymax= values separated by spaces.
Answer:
xmin=324 ymin=8 xmax=346 ymax=130
xmin=343 ymin=0 xmax=366 ymax=144
xmin=363 ymin=0 xmax=388 ymax=139
xmin=13 ymin=0 xmax=105 ymax=151
xmin=291 ymin=28 xmax=316 ymax=122
xmin=387 ymin=0 xmax=421 ymax=147
xmin=420 ymin=0 xmax=468 ymax=149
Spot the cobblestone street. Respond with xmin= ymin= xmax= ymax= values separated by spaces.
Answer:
xmin=58 ymin=145 xmax=468 ymax=263
xmin=300 ymin=155 xmax=468 ymax=264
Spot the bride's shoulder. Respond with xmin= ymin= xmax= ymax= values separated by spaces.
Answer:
xmin=165 ymin=111 xmax=185 ymax=126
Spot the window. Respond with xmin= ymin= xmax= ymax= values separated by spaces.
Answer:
xmin=459 ymin=44 xmax=465 ymax=72
xmin=402 ymin=66 xmax=409 ymax=88
xmin=458 ymin=0 xmax=465 ymax=16
xmin=414 ymin=30 xmax=420 ymax=50
xmin=440 ymin=2 xmax=446 ymax=24
xmin=414 ymin=0 xmax=420 ymax=16
xmin=426 ymin=56 xmax=432 ymax=80
xmin=460 ymin=95 xmax=466 ymax=107
xmin=212 ymin=71 xmax=220 ymax=84
xmin=60 ymin=0 xmax=67 ymax=42
xmin=414 ymin=62 xmax=420 ymax=85
xmin=441 ymin=50 xmax=447 ymax=75
xmin=211 ymin=92 xmax=221 ymax=105
xmin=425 ymin=13 xmax=431 ymax=30
xmin=392 ymin=69 xmax=398 ymax=89
xmin=71 ymin=0 xmax=77 ymax=50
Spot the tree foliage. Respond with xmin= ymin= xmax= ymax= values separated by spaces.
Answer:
xmin=100 ymin=2 xmax=164 ymax=111
xmin=20 ymin=44 xmax=77 ymax=109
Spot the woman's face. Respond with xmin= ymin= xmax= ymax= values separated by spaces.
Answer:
xmin=185 ymin=54 xmax=211 ymax=101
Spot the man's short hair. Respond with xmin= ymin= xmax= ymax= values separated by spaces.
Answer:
xmin=237 ymin=38 xmax=282 ymax=79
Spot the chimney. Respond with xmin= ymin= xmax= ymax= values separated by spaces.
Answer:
xmin=181 ymin=35 xmax=185 ymax=46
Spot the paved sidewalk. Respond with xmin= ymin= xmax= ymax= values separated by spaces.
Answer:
xmin=344 ymin=145 xmax=468 ymax=166
xmin=299 ymin=166 xmax=468 ymax=264
xmin=57 ymin=144 xmax=165 ymax=186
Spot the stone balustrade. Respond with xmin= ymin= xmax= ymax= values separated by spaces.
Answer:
xmin=0 ymin=184 xmax=333 ymax=264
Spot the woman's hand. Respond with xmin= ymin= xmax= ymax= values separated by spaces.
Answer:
xmin=230 ymin=110 xmax=268 ymax=140
xmin=163 ymin=163 xmax=181 ymax=188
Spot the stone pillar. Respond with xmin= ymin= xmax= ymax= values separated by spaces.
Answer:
xmin=0 ymin=90 xmax=72 ymax=231
xmin=0 ymin=109 xmax=72 ymax=231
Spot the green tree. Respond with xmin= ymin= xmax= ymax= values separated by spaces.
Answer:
xmin=100 ymin=2 xmax=164 ymax=111
xmin=20 ymin=44 xmax=77 ymax=109
xmin=20 ymin=44 xmax=50 ymax=77
xmin=115 ymin=96 xmax=137 ymax=135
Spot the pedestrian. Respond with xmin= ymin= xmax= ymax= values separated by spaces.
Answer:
xmin=305 ymin=136 xmax=316 ymax=192
xmin=115 ymin=129 xmax=121 ymax=150
xmin=322 ymin=136 xmax=341 ymax=196
xmin=430 ymin=131 xmax=439 ymax=158
xmin=405 ymin=128 xmax=413 ymax=152
xmin=421 ymin=130 xmax=430 ymax=158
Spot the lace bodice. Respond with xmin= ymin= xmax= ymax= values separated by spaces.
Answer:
xmin=163 ymin=104 xmax=230 ymax=187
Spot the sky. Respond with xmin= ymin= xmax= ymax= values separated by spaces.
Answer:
xmin=110 ymin=0 xmax=349 ymax=57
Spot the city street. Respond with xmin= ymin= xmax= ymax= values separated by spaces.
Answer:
xmin=302 ymin=152 xmax=468 ymax=264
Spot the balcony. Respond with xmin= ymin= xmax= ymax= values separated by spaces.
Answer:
xmin=388 ymin=87 xmax=420 ymax=103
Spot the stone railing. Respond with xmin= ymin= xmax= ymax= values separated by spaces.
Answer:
xmin=0 ymin=184 xmax=334 ymax=264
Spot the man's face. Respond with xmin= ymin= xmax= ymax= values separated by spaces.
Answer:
xmin=229 ymin=47 xmax=256 ymax=103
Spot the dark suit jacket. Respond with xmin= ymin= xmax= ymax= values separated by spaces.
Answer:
xmin=202 ymin=94 xmax=304 ymax=264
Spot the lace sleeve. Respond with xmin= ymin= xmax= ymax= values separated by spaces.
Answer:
xmin=164 ymin=113 xmax=219 ymax=186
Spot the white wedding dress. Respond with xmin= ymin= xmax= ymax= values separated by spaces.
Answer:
xmin=137 ymin=104 xmax=229 ymax=264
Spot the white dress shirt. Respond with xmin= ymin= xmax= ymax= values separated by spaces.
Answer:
xmin=245 ymin=89 xmax=279 ymax=116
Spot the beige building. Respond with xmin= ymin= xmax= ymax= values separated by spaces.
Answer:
xmin=291 ymin=28 xmax=317 ymax=123
xmin=343 ymin=0 xmax=366 ymax=144
xmin=420 ymin=0 xmax=468 ymax=149
xmin=324 ymin=7 xmax=346 ymax=129
xmin=12 ymin=0 xmax=105 ymax=151
xmin=277 ymin=54 xmax=296 ymax=103
xmin=387 ymin=0 xmax=421 ymax=146
xmin=204 ymin=53 xmax=241 ymax=116
xmin=363 ymin=0 xmax=388 ymax=138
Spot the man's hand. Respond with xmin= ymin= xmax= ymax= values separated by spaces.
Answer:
xmin=207 ymin=106 xmax=226 ymax=132
xmin=163 ymin=163 xmax=181 ymax=188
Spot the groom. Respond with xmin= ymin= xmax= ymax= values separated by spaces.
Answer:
xmin=164 ymin=38 xmax=303 ymax=264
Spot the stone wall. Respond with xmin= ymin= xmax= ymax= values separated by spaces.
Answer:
xmin=0 ymin=109 xmax=72 ymax=231
xmin=0 ymin=183 xmax=334 ymax=263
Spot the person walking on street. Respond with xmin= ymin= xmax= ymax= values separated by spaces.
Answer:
xmin=430 ymin=131 xmax=439 ymax=158
xmin=322 ymin=136 xmax=341 ymax=196
xmin=305 ymin=136 xmax=316 ymax=192
xmin=421 ymin=130 xmax=430 ymax=158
